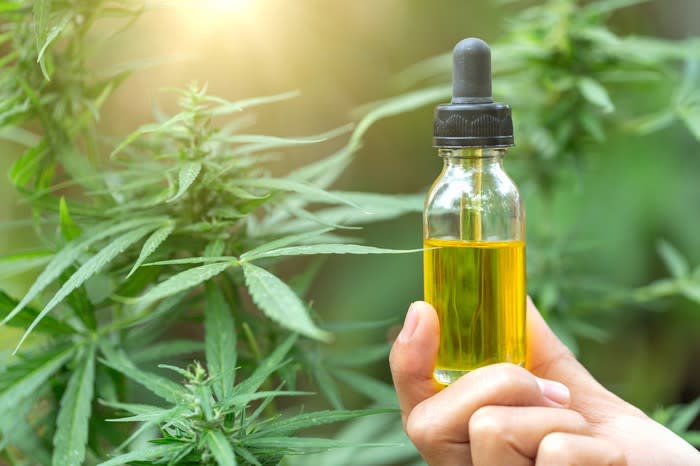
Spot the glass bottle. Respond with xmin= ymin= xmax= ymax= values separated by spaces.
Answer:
xmin=424 ymin=38 xmax=526 ymax=385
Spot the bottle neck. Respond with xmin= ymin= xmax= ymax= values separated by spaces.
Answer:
xmin=438 ymin=147 xmax=506 ymax=169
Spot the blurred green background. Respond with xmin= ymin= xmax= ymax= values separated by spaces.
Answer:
xmin=2 ymin=0 xmax=700 ymax=416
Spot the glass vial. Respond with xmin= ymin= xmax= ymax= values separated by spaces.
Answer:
xmin=424 ymin=39 xmax=526 ymax=385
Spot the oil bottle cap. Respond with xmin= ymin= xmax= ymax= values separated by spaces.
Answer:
xmin=433 ymin=38 xmax=514 ymax=148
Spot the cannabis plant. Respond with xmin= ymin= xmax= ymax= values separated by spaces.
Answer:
xmin=0 ymin=1 xmax=420 ymax=465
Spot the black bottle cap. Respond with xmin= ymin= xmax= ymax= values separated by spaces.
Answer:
xmin=433 ymin=38 xmax=514 ymax=148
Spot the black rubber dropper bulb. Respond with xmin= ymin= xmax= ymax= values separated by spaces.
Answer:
xmin=451 ymin=38 xmax=493 ymax=104
xmin=433 ymin=37 xmax=513 ymax=147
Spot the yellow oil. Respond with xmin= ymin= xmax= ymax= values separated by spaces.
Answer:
xmin=423 ymin=238 xmax=526 ymax=384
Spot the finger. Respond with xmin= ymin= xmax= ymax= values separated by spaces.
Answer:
xmin=389 ymin=301 xmax=441 ymax=426
xmin=526 ymin=296 xmax=588 ymax=382
xmin=469 ymin=406 xmax=590 ymax=466
xmin=525 ymin=298 xmax=642 ymax=422
xmin=525 ymin=298 xmax=613 ymax=405
xmin=405 ymin=363 xmax=569 ymax=464
xmin=536 ymin=433 xmax=627 ymax=466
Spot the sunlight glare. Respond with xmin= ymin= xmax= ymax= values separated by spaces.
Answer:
xmin=205 ymin=0 xmax=254 ymax=13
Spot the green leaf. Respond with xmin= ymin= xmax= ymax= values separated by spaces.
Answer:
xmin=102 ymin=400 xmax=170 ymax=420
xmin=110 ymin=112 xmax=187 ymax=158
xmin=243 ymin=436 xmax=382 ymax=453
xmin=349 ymin=85 xmax=450 ymax=151
xmin=33 ymin=0 xmax=51 ymax=79
xmin=127 ymin=221 xmax=175 ymax=278
xmin=657 ymin=240 xmax=689 ymax=278
xmin=224 ymin=390 xmax=312 ymax=408
xmin=59 ymin=197 xmax=82 ymax=240
xmin=99 ymin=344 xmax=186 ymax=403
xmin=1 ymin=217 xmax=164 ymax=327
xmin=236 ymin=447 xmax=262 ymax=466
xmin=260 ymin=409 xmax=395 ymax=437
xmin=103 ymin=404 xmax=184 ymax=450
xmin=668 ymin=398 xmax=700 ymax=434
xmin=581 ymin=0 xmax=650 ymax=18
xmin=0 ymin=250 xmax=52 ymax=279
xmin=52 ymin=345 xmax=95 ymax=466
xmin=143 ymin=256 xmax=236 ymax=266
xmin=282 ymin=204 xmax=360 ymax=231
xmin=37 ymin=13 xmax=71 ymax=77
xmin=0 ymin=346 xmax=74 ymax=414
xmin=323 ymin=317 xmax=398 ymax=332
xmin=118 ymin=291 xmax=190 ymax=336
xmin=567 ymin=318 xmax=609 ymax=343
xmin=233 ymin=334 xmax=296 ymax=396
xmin=309 ymin=358 xmax=344 ymax=410
xmin=289 ymin=257 xmax=326 ymax=298
xmin=579 ymin=111 xmax=606 ymax=142
xmin=332 ymin=369 xmax=397 ymax=406
xmin=206 ymin=430 xmax=237 ymax=466
xmin=205 ymin=239 xmax=226 ymax=257
xmin=627 ymin=110 xmax=675 ymax=135
xmin=290 ymin=412 xmax=413 ymax=466
xmin=684 ymin=431 xmax=700 ymax=447
xmin=268 ymin=192 xmax=422 ymax=234
xmin=326 ymin=342 xmax=392 ymax=367
xmin=222 ymin=126 xmax=347 ymax=152
xmin=0 ymin=290 xmax=75 ymax=335
xmin=0 ymin=398 xmax=52 ymax=465
xmin=288 ymin=146 xmax=354 ymax=189
xmin=548 ymin=316 xmax=580 ymax=355
xmin=225 ymin=185 xmax=270 ymax=200
xmin=242 ymin=262 xmax=330 ymax=341
xmin=9 ymin=142 xmax=46 ymax=186
xmin=244 ymin=243 xmax=421 ymax=262
xmin=679 ymin=103 xmax=700 ymax=140
xmin=578 ymin=77 xmax=614 ymax=113
xmin=15 ymin=224 xmax=156 ymax=352
xmin=680 ymin=282 xmax=700 ymax=305
xmin=168 ymin=162 xmax=201 ymax=202
xmin=234 ymin=178 xmax=357 ymax=207
xmin=242 ymin=228 xmax=332 ymax=260
xmin=97 ymin=443 xmax=185 ymax=466
xmin=205 ymin=282 xmax=237 ymax=401
xmin=115 ymin=264 xmax=163 ymax=298
xmin=137 ymin=262 xmax=233 ymax=307
xmin=130 ymin=339 xmax=204 ymax=363
xmin=329 ymin=191 xmax=423 ymax=212
xmin=206 ymin=90 xmax=299 ymax=115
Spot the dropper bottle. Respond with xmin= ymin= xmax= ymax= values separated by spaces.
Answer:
xmin=423 ymin=38 xmax=526 ymax=385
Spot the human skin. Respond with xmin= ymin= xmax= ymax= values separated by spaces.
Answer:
xmin=389 ymin=299 xmax=700 ymax=466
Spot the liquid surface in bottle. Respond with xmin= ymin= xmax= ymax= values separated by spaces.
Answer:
xmin=423 ymin=238 xmax=526 ymax=384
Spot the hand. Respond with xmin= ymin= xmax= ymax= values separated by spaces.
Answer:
xmin=389 ymin=299 xmax=700 ymax=466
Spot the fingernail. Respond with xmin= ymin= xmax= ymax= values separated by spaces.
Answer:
xmin=536 ymin=377 xmax=571 ymax=406
xmin=398 ymin=303 xmax=420 ymax=343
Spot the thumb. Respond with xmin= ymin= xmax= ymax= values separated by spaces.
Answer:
xmin=526 ymin=297 xmax=611 ymax=406
xmin=389 ymin=301 xmax=441 ymax=426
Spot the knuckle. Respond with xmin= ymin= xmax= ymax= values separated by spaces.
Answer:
xmin=538 ymin=434 xmax=627 ymax=466
xmin=601 ymin=445 xmax=627 ymax=466
xmin=608 ymin=452 xmax=627 ymax=466
xmin=561 ymin=409 xmax=590 ymax=434
xmin=489 ymin=363 xmax=537 ymax=394
xmin=469 ymin=406 xmax=506 ymax=440
xmin=405 ymin=403 xmax=439 ymax=449
xmin=537 ymin=432 xmax=570 ymax=459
